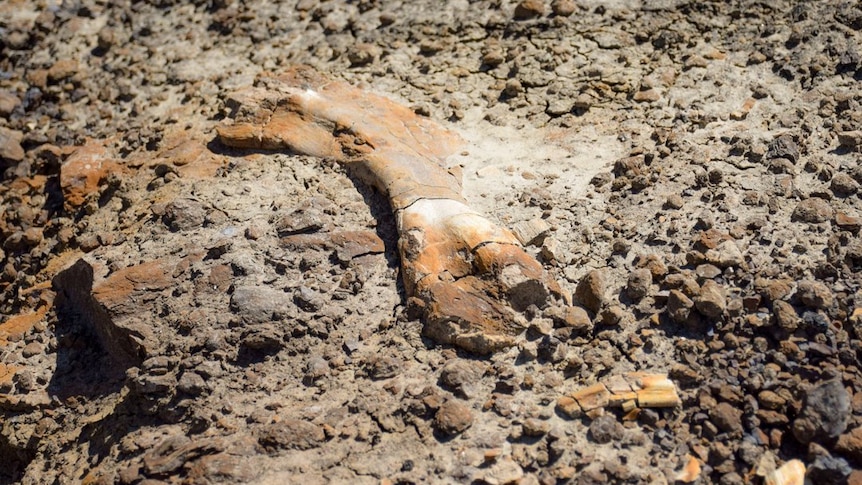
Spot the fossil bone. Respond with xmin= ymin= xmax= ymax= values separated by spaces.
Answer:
xmin=217 ymin=66 xmax=564 ymax=353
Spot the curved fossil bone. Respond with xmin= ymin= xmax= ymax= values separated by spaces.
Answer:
xmin=218 ymin=66 xmax=564 ymax=353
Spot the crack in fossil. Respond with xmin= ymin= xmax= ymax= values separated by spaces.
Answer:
xmin=217 ymin=66 xmax=566 ymax=354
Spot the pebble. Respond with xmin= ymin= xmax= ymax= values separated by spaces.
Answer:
xmin=294 ymin=286 xmax=324 ymax=313
xmin=229 ymin=286 xmax=293 ymax=324
xmin=705 ymin=240 xmax=745 ymax=268
xmin=588 ymin=415 xmax=625 ymax=444
xmin=21 ymin=342 xmax=42 ymax=358
xmin=792 ymin=198 xmax=833 ymax=223
xmin=551 ymin=0 xmax=576 ymax=16
xmin=766 ymin=135 xmax=800 ymax=163
xmin=694 ymin=280 xmax=727 ymax=318
xmin=626 ymin=268 xmax=652 ymax=300
xmin=440 ymin=360 xmax=485 ymax=398
xmin=575 ymin=270 xmax=607 ymax=313
xmin=711 ymin=402 xmax=743 ymax=434
xmin=546 ymin=305 xmax=593 ymax=334
xmin=512 ymin=218 xmax=550 ymax=247
xmin=792 ymin=380 xmax=850 ymax=445
xmin=257 ymin=419 xmax=325 ymax=451
xmin=668 ymin=290 xmax=695 ymax=324
xmin=434 ymin=400 xmax=473 ymax=435
xmin=831 ymin=173 xmax=859 ymax=196
xmin=806 ymin=455 xmax=852 ymax=485
xmin=665 ymin=194 xmax=684 ymax=209
xmin=0 ymin=126 xmax=25 ymax=162
xmin=0 ymin=91 xmax=20 ymax=116
xmin=513 ymin=0 xmax=545 ymax=20
xmin=796 ymin=280 xmax=833 ymax=309
xmin=772 ymin=300 xmax=799 ymax=331
xmin=163 ymin=198 xmax=206 ymax=232
xmin=837 ymin=130 xmax=862 ymax=149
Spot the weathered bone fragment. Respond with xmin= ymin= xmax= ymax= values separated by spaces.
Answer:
xmin=217 ymin=66 xmax=564 ymax=353
xmin=556 ymin=372 xmax=682 ymax=418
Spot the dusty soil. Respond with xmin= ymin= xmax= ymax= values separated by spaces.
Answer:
xmin=2 ymin=0 xmax=862 ymax=484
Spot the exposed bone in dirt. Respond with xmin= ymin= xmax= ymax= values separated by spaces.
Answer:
xmin=219 ymin=67 xmax=565 ymax=354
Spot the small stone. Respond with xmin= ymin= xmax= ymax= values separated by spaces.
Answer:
xmin=792 ymin=198 xmax=833 ymax=224
xmin=512 ymin=218 xmax=550 ymax=247
xmin=807 ymin=455 xmax=852 ymax=485
xmin=47 ymin=59 xmax=78 ymax=82
xmin=163 ymin=198 xmax=206 ymax=232
xmin=177 ymin=372 xmax=207 ymax=396
xmin=831 ymin=173 xmax=859 ymax=197
xmin=546 ymin=305 xmax=592 ymax=334
xmin=668 ymin=290 xmax=695 ymax=324
xmin=0 ymin=126 xmax=25 ymax=162
xmin=21 ymin=342 xmax=42 ymax=358
xmin=766 ymin=135 xmax=799 ymax=163
xmin=523 ymin=418 xmax=550 ymax=437
xmin=711 ymin=402 xmax=743 ymax=434
xmin=695 ymin=280 xmax=726 ymax=319
xmin=504 ymin=79 xmax=523 ymax=97
xmin=599 ymin=305 xmax=625 ymax=326
xmin=230 ymin=286 xmax=293 ymax=324
xmin=0 ymin=91 xmax=20 ymax=116
xmin=551 ymin=0 xmax=576 ymax=16
xmin=796 ymin=280 xmax=833 ymax=309
xmin=556 ymin=396 xmax=582 ymax=418
xmin=792 ymin=380 xmax=850 ymax=445
xmin=626 ymin=268 xmax=652 ymax=301
xmin=588 ymin=414 xmax=624 ymax=444
xmin=440 ymin=360 xmax=485 ymax=398
xmin=293 ymin=286 xmax=324 ymax=313
xmin=705 ymin=240 xmax=745 ymax=268
xmin=347 ymin=43 xmax=378 ymax=66
xmin=665 ymin=194 xmax=684 ymax=209
xmin=434 ymin=400 xmax=473 ymax=435
xmin=575 ymin=270 xmax=607 ymax=313
xmin=633 ymin=89 xmax=660 ymax=102
xmin=836 ymin=426 xmax=862 ymax=464
xmin=695 ymin=264 xmax=722 ymax=280
xmin=837 ymin=130 xmax=862 ymax=149
xmin=257 ymin=420 xmax=325 ymax=452
xmin=772 ymin=300 xmax=799 ymax=331
xmin=513 ymin=0 xmax=545 ymax=20
xmin=757 ymin=390 xmax=787 ymax=411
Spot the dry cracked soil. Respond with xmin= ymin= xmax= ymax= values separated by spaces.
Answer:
xmin=2 ymin=0 xmax=862 ymax=484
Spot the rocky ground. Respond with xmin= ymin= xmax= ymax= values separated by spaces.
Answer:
xmin=2 ymin=0 xmax=862 ymax=484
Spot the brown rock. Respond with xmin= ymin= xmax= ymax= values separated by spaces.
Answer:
xmin=836 ymin=426 xmax=862 ymax=464
xmin=837 ymin=130 xmax=862 ymax=149
xmin=575 ymin=270 xmax=607 ymax=313
xmin=711 ymin=402 xmax=743 ymax=434
xmin=831 ymin=173 xmax=859 ymax=197
xmin=626 ymin=268 xmax=652 ymax=301
xmin=0 ymin=126 xmax=25 ymax=162
xmin=796 ymin=280 xmax=833 ymax=309
xmin=772 ymin=300 xmax=799 ymax=331
xmin=47 ymin=59 xmax=79 ymax=83
xmin=60 ymin=140 xmax=120 ymax=211
xmin=694 ymin=280 xmax=726 ymax=319
xmin=257 ymin=420 xmax=325 ymax=452
xmin=792 ymin=198 xmax=833 ymax=223
xmin=792 ymin=380 xmax=850 ymax=445
xmin=668 ymin=290 xmax=694 ymax=324
xmin=762 ymin=278 xmax=794 ymax=302
xmin=0 ymin=91 xmax=20 ymax=116
xmin=758 ymin=390 xmax=787 ymax=411
xmin=835 ymin=211 xmax=861 ymax=231
xmin=551 ymin=0 xmax=576 ymax=16
xmin=514 ymin=0 xmax=545 ymax=20
xmin=547 ymin=305 xmax=593 ymax=334
xmin=434 ymin=400 xmax=473 ymax=435
xmin=633 ymin=89 xmax=660 ymax=102
xmin=705 ymin=240 xmax=745 ymax=268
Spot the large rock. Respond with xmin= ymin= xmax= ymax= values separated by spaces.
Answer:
xmin=59 ymin=140 xmax=121 ymax=211
xmin=0 ymin=126 xmax=24 ymax=162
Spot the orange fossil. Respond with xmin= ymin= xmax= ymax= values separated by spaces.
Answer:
xmin=217 ymin=66 xmax=564 ymax=353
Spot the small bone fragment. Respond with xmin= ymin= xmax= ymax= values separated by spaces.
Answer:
xmin=674 ymin=454 xmax=702 ymax=483
xmin=764 ymin=459 xmax=805 ymax=485
xmin=218 ymin=67 xmax=564 ymax=353
xmin=561 ymin=372 xmax=682 ymax=417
